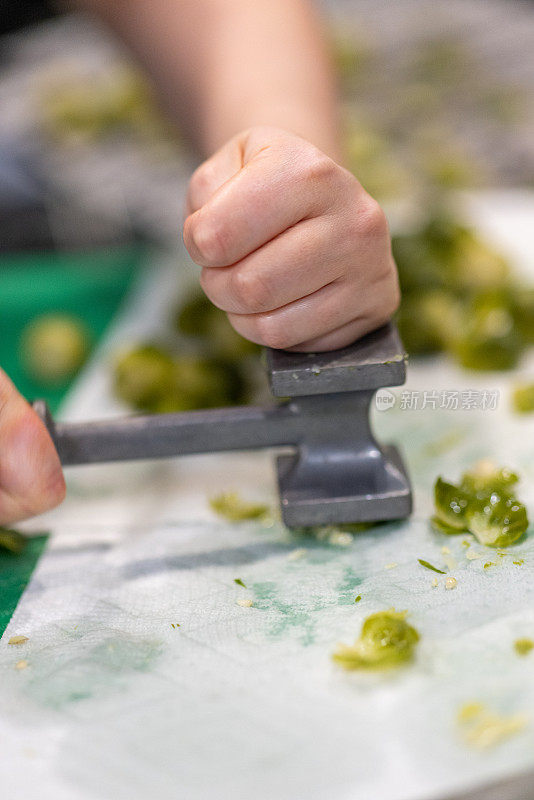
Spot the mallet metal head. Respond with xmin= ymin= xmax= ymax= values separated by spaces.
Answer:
xmin=34 ymin=323 xmax=412 ymax=528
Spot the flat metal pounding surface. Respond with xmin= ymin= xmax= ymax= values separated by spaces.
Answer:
xmin=265 ymin=323 xmax=407 ymax=397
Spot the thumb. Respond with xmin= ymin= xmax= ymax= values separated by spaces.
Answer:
xmin=0 ymin=370 xmax=65 ymax=526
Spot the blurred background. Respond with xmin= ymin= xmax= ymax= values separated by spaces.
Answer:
xmin=1 ymin=0 xmax=533 ymax=417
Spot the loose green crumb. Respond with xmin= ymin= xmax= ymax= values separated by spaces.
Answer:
xmin=355 ymin=595 xmax=362 ymax=603
xmin=8 ymin=636 xmax=29 ymax=646
xmin=209 ymin=492 xmax=269 ymax=521
xmin=234 ymin=578 xmax=247 ymax=588
xmin=170 ymin=623 xmax=180 ymax=629
xmin=513 ymin=559 xmax=525 ymax=566
xmin=483 ymin=562 xmax=495 ymax=569
xmin=514 ymin=638 xmax=534 ymax=656
xmin=0 ymin=528 xmax=27 ymax=554
xmin=332 ymin=609 xmax=419 ymax=671
xmin=457 ymin=702 xmax=527 ymax=749
xmin=432 ymin=461 xmax=529 ymax=547
xmin=418 ymin=558 xmax=446 ymax=574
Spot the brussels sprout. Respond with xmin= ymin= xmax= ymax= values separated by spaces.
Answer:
xmin=460 ymin=460 xmax=519 ymax=495
xmin=114 ymin=345 xmax=175 ymax=412
xmin=432 ymin=463 xmax=529 ymax=548
xmin=21 ymin=314 xmax=91 ymax=385
xmin=511 ymin=289 xmax=534 ymax=344
xmin=175 ymin=292 xmax=259 ymax=360
xmin=209 ymin=492 xmax=269 ymax=521
xmin=0 ymin=527 xmax=27 ymax=554
xmin=332 ymin=609 xmax=419 ymax=670
xmin=466 ymin=494 xmax=528 ymax=548
xmin=433 ymin=478 xmax=470 ymax=530
xmin=452 ymin=293 xmax=522 ymax=371
xmin=512 ymin=383 xmax=534 ymax=414
xmin=396 ymin=291 xmax=461 ymax=355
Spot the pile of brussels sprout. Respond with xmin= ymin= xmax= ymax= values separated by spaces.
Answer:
xmin=393 ymin=212 xmax=534 ymax=369
xmin=114 ymin=292 xmax=260 ymax=413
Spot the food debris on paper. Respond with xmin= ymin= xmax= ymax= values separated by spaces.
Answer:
xmin=514 ymin=638 xmax=534 ymax=656
xmin=234 ymin=578 xmax=247 ymax=588
xmin=445 ymin=577 xmax=457 ymax=590
xmin=236 ymin=597 xmax=254 ymax=608
xmin=15 ymin=660 xmax=28 ymax=670
xmin=418 ymin=558 xmax=446 ymax=574
xmin=8 ymin=636 xmax=29 ymax=646
xmin=457 ymin=702 xmax=527 ymax=749
xmin=209 ymin=492 xmax=269 ymax=522
xmin=332 ymin=609 xmax=419 ymax=671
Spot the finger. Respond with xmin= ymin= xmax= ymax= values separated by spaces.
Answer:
xmin=199 ymin=215 xmax=349 ymax=315
xmin=284 ymin=318 xmax=381 ymax=352
xmin=183 ymin=138 xmax=339 ymax=268
xmin=0 ymin=371 xmax=65 ymax=525
xmin=185 ymin=143 xmax=243 ymax=216
xmin=226 ymin=267 xmax=398 ymax=351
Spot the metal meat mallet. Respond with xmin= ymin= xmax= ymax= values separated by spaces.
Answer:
xmin=34 ymin=323 xmax=412 ymax=528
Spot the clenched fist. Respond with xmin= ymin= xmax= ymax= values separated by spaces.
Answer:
xmin=0 ymin=370 xmax=65 ymax=526
xmin=184 ymin=126 xmax=399 ymax=352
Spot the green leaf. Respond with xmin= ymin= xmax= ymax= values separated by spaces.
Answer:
xmin=418 ymin=558 xmax=446 ymax=574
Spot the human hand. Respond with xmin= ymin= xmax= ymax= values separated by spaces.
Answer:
xmin=183 ymin=126 xmax=399 ymax=352
xmin=0 ymin=369 xmax=65 ymax=525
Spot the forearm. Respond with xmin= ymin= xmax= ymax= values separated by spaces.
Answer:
xmin=77 ymin=0 xmax=342 ymax=160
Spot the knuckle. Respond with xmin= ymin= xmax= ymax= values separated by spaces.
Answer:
xmin=357 ymin=199 xmax=388 ymax=239
xmin=188 ymin=160 xmax=215 ymax=200
xmin=230 ymin=268 xmax=273 ymax=313
xmin=301 ymin=149 xmax=336 ymax=185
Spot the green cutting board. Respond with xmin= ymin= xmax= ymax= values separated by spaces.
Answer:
xmin=0 ymin=244 xmax=146 ymax=411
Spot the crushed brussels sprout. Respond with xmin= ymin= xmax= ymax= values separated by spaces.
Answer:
xmin=457 ymin=702 xmax=527 ymax=749
xmin=514 ymin=638 xmax=534 ymax=656
xmin=512 ymin=383 xmax=534 ymax=414
xmin=234 ymin=578 xmax=247 ymax=588
xmin=0 ymin=528 xmax=27 ymax=554
xmin=355 ymin=595 xmax=362 ymax=603
xmin=209 ymin=492 xmax=269 ymax=521
xmin=418 ymin=559 xmax=446 ymax=574
xmin=21 ymin=314 xmax=90 ymax=385
xmin=332 ymin=609 xmax=419 ymax=671
xmin=432 ymin=461 xmax=529 ymax=547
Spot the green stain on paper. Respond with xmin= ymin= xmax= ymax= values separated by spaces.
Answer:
xmin=23 ymin=626 xmax=162 ymax=710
